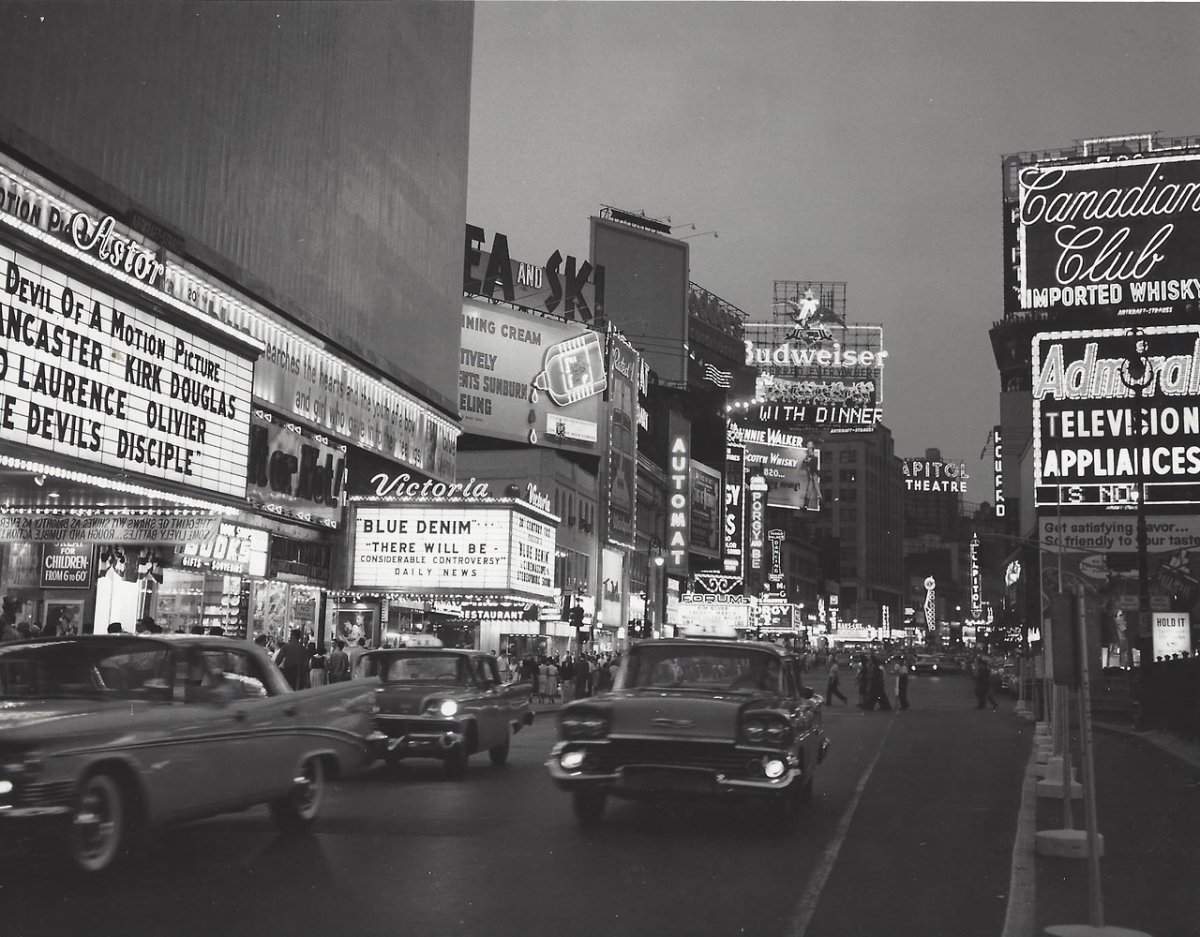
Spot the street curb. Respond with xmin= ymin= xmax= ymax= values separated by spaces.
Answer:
xmin=1000 ymin=743 xmax=1040 ymax=937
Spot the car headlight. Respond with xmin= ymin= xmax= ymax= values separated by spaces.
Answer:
xmin=559 ymin=707 xmax=609 ymax=740
xmin=560 ymin=749 xmax=587 ymax=770
xmin=739 ymin=714 xmax=793 ymax=747
xmin=423 ymin=699 xmax=459 ymax=717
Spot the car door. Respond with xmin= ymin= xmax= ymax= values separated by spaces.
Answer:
xmin=470 ymin=655 xmax=505 ymax=748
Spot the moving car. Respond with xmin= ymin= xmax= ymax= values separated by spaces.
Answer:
xmin=0 ymin=634 xmax=379 ymax=873
xmin=910 ymin=654 xmax=956 ymax=675
xmin=360 ymin=647 xmax=534 ymax=778
xmin=546 ymin=638 xmax=829 ymax=826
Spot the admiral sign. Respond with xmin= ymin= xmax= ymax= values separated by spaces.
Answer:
xmin=1032 ymin=324 xmax=1200 ymax=510
xmin=1012 ymin=152 xmax=1200 ymax=320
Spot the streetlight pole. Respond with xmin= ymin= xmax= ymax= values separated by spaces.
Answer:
xmin=1119 ymin=329 xmax=1153 ymax=726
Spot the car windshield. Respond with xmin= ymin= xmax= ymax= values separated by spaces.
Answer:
xmin=365 ymin=653 xmax=466 ymax=684
xmin=619 ymin=645 xmax=782 ymax=693
xmin=0 ymin=639 xmax=173 ymax=701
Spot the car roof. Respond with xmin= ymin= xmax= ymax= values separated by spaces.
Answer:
xmin=364 ymin=647 xmax=477 ymax=656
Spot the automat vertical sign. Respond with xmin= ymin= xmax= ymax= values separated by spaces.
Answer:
xmin=666 ymin=412 xmax=691 ymax=575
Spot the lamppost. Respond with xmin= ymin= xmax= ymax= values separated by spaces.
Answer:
xmin=638 ymin=538 xmax=665 ymax=639
xmin=1119 ymin=328 xmax=1153 ymax=724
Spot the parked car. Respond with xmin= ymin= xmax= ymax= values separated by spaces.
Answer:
xmin=359 ymin=647 xmax=534 ymax=778
xmin=0 ymin=634 xmax=379 ymax=873
xmin=546 ymin=637 xmax=830 ymax=827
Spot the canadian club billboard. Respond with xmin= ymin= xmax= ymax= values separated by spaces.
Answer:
xmin=1032 ymin=323 xmax=1200 ymax=511
xmin=1005 ymin=144 xmax=1200 ymax=322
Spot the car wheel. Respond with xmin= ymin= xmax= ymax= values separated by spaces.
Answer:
xmin=488 ymin=731 xmax=511 ymax=766
xmin=269 ymin=756 xmax=326 ymax=831
xmin=572 ymin=790 xmax=607 ymax=827
xmin=798 ymin=776 xmax=814 ymax=804
xmin=767 ymin=781 xmax=806 ymax=828
xmin=443 ymin=746 xmax=469 ymax=780
xmin=69 ymin=772 xmax=131 ymax=874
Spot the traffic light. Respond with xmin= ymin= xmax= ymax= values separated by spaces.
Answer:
xmin=569 ymin=605 xmax=585 ymax=629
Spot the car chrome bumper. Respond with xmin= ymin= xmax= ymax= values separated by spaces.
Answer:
xmin=545 ymin=744 xmax=805 ymax=797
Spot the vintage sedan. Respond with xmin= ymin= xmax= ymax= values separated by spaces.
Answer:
xmin=359 ymin=647 xmax=534 ymax=778
xmin=0 ymin=635 xmax=379 ymax=873
xmin=546 ymin=638 xmax=829 ymax=826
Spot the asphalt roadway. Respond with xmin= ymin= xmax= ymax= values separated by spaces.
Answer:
xmin=0 ymin=675 xmax=1195 ymax=937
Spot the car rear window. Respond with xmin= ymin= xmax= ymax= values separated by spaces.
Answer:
xmin=367 ymin=654 xmax=465 ymax=683
xmin=619 ymin=645 xmax=782 ymax=692
xmin=0 ymin=640 xmax=173 ymax=701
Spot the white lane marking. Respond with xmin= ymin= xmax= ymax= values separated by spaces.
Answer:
xmin=1000 ymin=746 xmax=1040 ymax=937
xmin=785 ymin=715 xmax=897 ymax=937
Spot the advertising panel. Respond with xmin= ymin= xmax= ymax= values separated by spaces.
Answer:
xmin=1032 ymin=324 xmax=1200 ymax=510
xmin=253 ymin=329 xmax=456 ymax=483
xmin=1152 ymin=612 xmax=1192 ymax=659
xmin=0 ymin=244 xmax=254 ymax=498
xmin=665 ymin=412 xmax=691 ymax=575
xmin=993 ymin=426 xmax=1006 ymax=518
xmin=689 ymin=460 xmax=722 ymax=558
xmin=736 ymin=425 xmax=820 ymax=511
xmin=722 ymin=439 xmax=746 ymax=577
xmin=179 ymin=522 xmax=269 ymax=577
xmin=246 ymin=411 xmax=345 ymax=528
xmin=1039 ymin=515 xmax=1200 ymax=613
xmin=464 ymin=225 xmax=604 ymax=323
xmin=1013 ymin=152 xmax=1200 ymax=320
xmin=0 ymin=514 xmax=220 ymax=544
xmin=591 ymin=217 xmax=690 ymax=385
xmin=40 ymin=543 xmax=92 ymax=589
xmin=676 ymin=595 xmax=749 ymax=637
xmin=903 ymin=458 xmax=969 ymax=494
xmin=351 ymin=503 xmax=556 ymax=599
xmin=747 ymin=475 xmax=767 ymax=582
xmin=459 ymin=300 xmax=606 ymax=453
xmin=606 ymin=332 xmax=638 ymax=548
xmin=743 ymin=320 xmax=886 ymax=433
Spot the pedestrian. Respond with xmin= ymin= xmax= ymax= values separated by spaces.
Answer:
xmin=544 ymin=657 xmax=559 ymax=702
xmin=277 ymin=629 xmax=309 ymax=690
xmin=865 ymin=655 xmax=892 ymax=711
xmin=974 ymin=656 xmax=998 ymax=710
xmin=893 ymin=656 xmax=911 ymax=711
xmin=326 ymin=639 xmax=351 ymax=682
xmin=308 ymin=642 xmax=327 ymax=688
xmin=348 ymin=637 xmax=368 ymax=677
xmin=560 ymin=654 xmax=575 ymax=702
xmin=855 ymin=655 xmax=870 ymax=708
xmin=574 ymin=653 xmax=591 ymax=699
xmin=825 ymin=658 xmax=848 ymax=705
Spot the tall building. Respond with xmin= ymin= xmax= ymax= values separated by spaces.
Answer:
xmin=808 ymin=427 xmax=905 ymax=631
xmin=0 ymin=3 xmax=473 ymax=645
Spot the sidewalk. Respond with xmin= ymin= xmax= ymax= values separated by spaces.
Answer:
xmin=1017 ymin=716 xmax=1200 ymax=937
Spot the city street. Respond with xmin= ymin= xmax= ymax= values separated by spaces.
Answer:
xmin=0 ymin=677 xmax=1031 ymax=937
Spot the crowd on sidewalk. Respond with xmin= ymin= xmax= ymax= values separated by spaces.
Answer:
xmin=498 ymin=651 xmax=621 ymax=704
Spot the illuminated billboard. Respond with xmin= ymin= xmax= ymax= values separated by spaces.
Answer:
xmin=903 ymin=458 xmax=969 ymax=494
xmin=459 ymin=300 xmax=606 ymax=453
xmin=1011 ymin=152 xmax=1200 ymax=320
xmin=351 ymin=502 xmax=556 ymax=599
xmin=1032 ymin=324 xmax=1200 ymax=510
xmin=742 ymin=322 xmax=886 ymax=432
xmin=689 ymin=460 xmax=722 ymax=558
xmin=734 ymin=424 xmax=821 ymax=512
xmin=0 ymin=243 xmax=254 ymax=498
xmin=605 ymin=332 xmax=638 ymax=549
